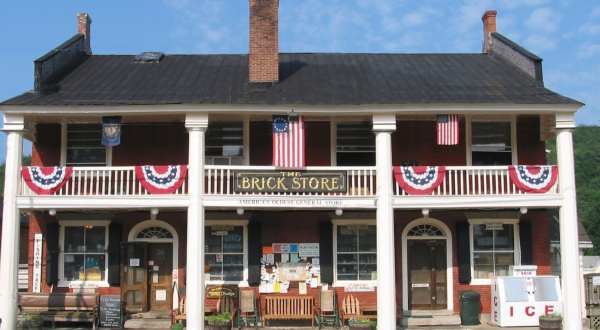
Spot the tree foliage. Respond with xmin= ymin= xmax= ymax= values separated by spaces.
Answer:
xmin=547 ymin=126 xmax=600 ymax=254
xmin=0 ymin=155 xmax=31 ymax=196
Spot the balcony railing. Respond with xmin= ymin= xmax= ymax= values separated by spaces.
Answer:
xmin=393 ymin=166 xmax=558 ymax=196
xmin=18 ymin=165 xmax=558 ymax=197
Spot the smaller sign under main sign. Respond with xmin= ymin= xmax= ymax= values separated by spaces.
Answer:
xmin=485 ymin=223 xmax=504 ymax=230
xmin=206 ymin=285 xmax=238 ymax=299
xmin=234 ymin=171 xmax=347 ymax=193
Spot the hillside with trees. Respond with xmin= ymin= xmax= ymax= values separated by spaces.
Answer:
xmin=547 ymin=126 xmax=600 ymax=255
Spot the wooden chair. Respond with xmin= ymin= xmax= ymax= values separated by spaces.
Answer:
xmin=339 ymin=294 xmax=361 ymax=326
xmin=237 ymin=288 xmax=259 ymax=328
xmin=173 ymin=295 xmax=186 ymax=324
xmin=315 ymin=288 xmax=339 ymax=328
xmin=215 ymin=295 xmax=238 ymax=329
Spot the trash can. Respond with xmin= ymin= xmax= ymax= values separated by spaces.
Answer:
xmin=459 ymin=290 xmax=480 ymax=326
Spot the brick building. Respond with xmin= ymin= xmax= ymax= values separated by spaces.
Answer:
xmin=0 ymin=2 xmax=584 ymax=330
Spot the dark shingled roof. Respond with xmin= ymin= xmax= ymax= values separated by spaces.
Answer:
xmin=2 ymin=53 xmax=580 ymax=106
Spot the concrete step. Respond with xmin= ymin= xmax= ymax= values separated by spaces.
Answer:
xmin=403 ymin=309 xmax=455 ymax=316
xmin=402 ymin=314 xmax=462 ymax=327
xmin=124 ymin=318 xmax=173 ymax=329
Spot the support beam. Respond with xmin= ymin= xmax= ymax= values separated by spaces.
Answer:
xmin=0 ymin=114 xmax=25 ymax=330
xmin=556 ymin=117 xmax=582 ymax=330
xmin=185 ymin=113 xmax=208 ymax=330
xmin=373 ymin=114 xmax=396 ymax=330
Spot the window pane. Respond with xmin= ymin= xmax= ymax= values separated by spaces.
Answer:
xmin=206 ymin=122 xmax=244 ymax=157
xmin=85 ymin=226 xmax=106 ymax=252
xmin=472 ymin=224 xmax=494 ymax=251
xmin=495 ymin=225 xmax=514 ymax=250
xmin=206 ymin=230 xmax=223 ymax=253
xmin=337 ymin=122 xmax=376 ymax=166
xmin=64 ymin=254 xmax=85 ymax=281
xmin=473 ymin=252 xmax=494 ymax=279
xmin=336 ymin=225 xmax=377 ymax=281
xmin=65 ymin=227 xmax=85 ymax=252
xmin=223 ymin=227 xmax=244 ymax=253
xmin=472 ymin=122 xmax=511 ymax=151
xmin=66 ymin=124 xmax=106 ymax=166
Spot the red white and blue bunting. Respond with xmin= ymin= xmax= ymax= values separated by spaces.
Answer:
xmin=393 ymin=166 xmax=446 ymax=195
xmin=135 ymin=165 xmax=187 ymax=194
xmin=508 ymin=165 xmax=558 ymax=193
xmin=21 ymin=166 xmax=73 ymax=195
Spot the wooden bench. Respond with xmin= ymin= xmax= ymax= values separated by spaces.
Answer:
xmin=18 ymin=292 xmax=99 ymax=329
xmin=262 ymin=295 xmax=315 ymax=328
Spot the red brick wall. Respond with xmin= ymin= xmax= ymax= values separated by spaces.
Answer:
xmin=249 ymin=0 xmax=279 ymax=83
xmin=516 ymin=115 xmax=546 ymax=165
xmin=250 ymin=121 xmax=272 ymax=165
xmin=112 ymin=123 xmax=188 ymax=165
xmin=392 ymin=120 xmax=466 ymax=166
xmin=31 ymin=124 xmax=61 ymax=166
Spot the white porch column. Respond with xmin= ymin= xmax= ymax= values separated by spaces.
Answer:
xmin=555 ymin=113 xmax=582 ymax=330
xmin=373 ymin=114 xmax=396 ymax=329
xmin=0 ymin=114 xmax=25 ymax=330
xmin=185 ymin=113 xmax=208 ymax=330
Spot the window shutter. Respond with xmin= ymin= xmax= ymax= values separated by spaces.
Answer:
xmin=457 ymin=221 xmax=471 ymax=284
xmin=520 ymin=221 xmax=533 ymax=265
xmin=248 ymin=223 xmax=261 ymax=285
xmin=108 ymin=223 xmax=122 ymax=285
xmin=46 ymin=223 xmax=59 ymax=285
xmin=319 ymin=222 xmax=334 ymax=284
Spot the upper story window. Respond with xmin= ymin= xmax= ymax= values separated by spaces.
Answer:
xmin=205 ymin=221 xmax=247 ymax=284
xmin=205 ymin=122 xmax=244 ymax=165
xmin=334 ymin=221 xmax=377 ymax=283
xmin=336 ymin=122 xmax=375 ymax=166
xmin=59 ymin=221 xmax=109 ymax=285
xmin=470 ymin=219 xmax=519 ymax=283
xmin=65 ymin=124 xmax=108 ymax=166
xmin=470 ymin=121 xmax=513 ymax=166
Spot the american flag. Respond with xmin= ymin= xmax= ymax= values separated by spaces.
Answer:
xmin=437 ymin=114 xmax=459 ymax=145
xmin=272 ymin=115 xmax=305 ymax=167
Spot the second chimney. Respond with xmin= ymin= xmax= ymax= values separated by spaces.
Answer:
xmin=249 ymin=0 xmax=279 ymax=83
xmin=482 ymin=10 xmax=497 ymax=53
xmin=77 ymin=13 xmax=92 ymax=54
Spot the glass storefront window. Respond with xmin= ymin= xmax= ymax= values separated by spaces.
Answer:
xmin=472 ymin=223 xmax=515 ymax=279
xmin=336 ymin=225 xmax=377 ymax=281
xmin=205 ymin=226 xmax=244 ymax=282
xmin=63 ymin=225 xmax=107 ymax=281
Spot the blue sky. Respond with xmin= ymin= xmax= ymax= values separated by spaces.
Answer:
xmin=1 ymin=0 xmax=599 ymax=162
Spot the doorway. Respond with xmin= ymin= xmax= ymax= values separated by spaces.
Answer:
xmin=408 ymin=240 xmax=447 ymax=310
xmin=122 ymin=220 xmax=179 ymax=314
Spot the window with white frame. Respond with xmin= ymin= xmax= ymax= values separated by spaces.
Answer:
xmin=334 ymin=221 xmax=377 ymax=282
xmin=336 ymin=122 xmax=376 ymax=166
xmin=205 ymin=122 xmax=244 ymax=165
xmin=59 ymin=221 xmax=109 ymax=284
xmin=470 ymin=219 xmax=519 ymax=281
xmin=470 ymin=121 xmax=513 ymax=166
xmin=65 ymin=124 xmax=108 ymax=166
xmin=205 ymin=221 xmax=247 ymax=283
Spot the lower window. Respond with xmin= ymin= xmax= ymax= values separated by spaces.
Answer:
xmin=471 ymin=221 xmax=517 ymax=279
xmin=334 ymin=222 xmax=377 ymax=282
xmin=205 ymin=223 xmax=246 ymax=283
xmin=60 ymin=221 xmax=109 ymax=282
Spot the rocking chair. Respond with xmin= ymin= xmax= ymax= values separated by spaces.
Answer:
xmin=315 ymin=288 xmax=339 ymax=328
xmin=237 ymin=288 xmax=259 ymax=328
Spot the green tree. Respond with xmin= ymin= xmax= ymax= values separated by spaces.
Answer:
xmin=547 ymin=126 xmax=600 ymax=254
xmin=0 ymin=155 xmax=31 ymax=196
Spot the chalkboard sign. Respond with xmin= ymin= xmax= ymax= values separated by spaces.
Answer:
xmin=99 ymin=295 xmax=122 ymax=328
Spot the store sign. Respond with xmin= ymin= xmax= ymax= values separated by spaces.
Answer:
xmin=33 ymin=233 xmax=43 ymax=293
xmin=234 ymin=171 xmax=347 ymax=193
xmin=486 ymin=223 xmax=504 ymax=230
xmin=206 ymin=285 xmax=238 ymax=299
xmin=299 ymin=243 xmax=319 ymax=257
xmin=345 ymin=283 xmax=375 ymax=292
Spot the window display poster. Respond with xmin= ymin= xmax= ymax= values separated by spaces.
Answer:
xmin=291 ymin=254 xmax=299 ymax=262
xmin=266 ymin=254 xmax=275 ymax=264
xmin=281 ymin=253 xmax=289 ymax=263
xmin=299 ymin=282 xmax=307 ymax=294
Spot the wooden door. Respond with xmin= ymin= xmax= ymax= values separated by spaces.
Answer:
xmin=148 ymin=243 xmax=173 ymax=311
xmin=408 ymin=240 xmax=447 ymax=310
xmin=121 ymin=242 xmax=148 ymax=313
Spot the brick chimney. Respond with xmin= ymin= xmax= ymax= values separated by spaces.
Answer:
xmin=482 ymin=10 xmax=497 ymax=53
xmin=249 ymin=0 xmax=279 ymax=83
xmin=77 ymin=13 xmax=92 ymax=54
